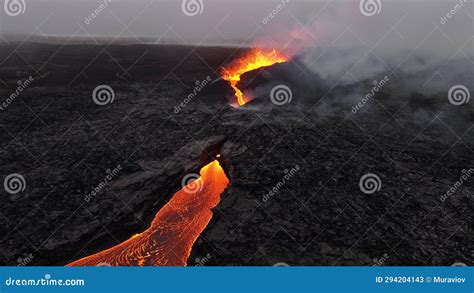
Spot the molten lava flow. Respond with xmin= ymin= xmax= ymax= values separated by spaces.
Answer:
xmin=221 ymin=48 xmax=288 ymax=106
xmin=68 ymin=160 xmax=229 ymax=266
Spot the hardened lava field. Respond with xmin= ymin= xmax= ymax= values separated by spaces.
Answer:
xmin=0 ymin=43 xmax=472 ymax=267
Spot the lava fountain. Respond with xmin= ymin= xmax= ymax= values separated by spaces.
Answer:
xmin=68 ymin=160 xmax=229 ymax=266
xmin=221 ymin=48 xmax=288 ymax=106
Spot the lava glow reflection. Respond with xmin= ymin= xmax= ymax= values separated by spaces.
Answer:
xmin=221 ymin=48 xmax=288 ymax=106
xmin=68 ymin=160 xmax=229 ymax=266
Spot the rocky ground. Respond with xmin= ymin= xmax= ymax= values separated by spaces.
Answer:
xmin=0 ymin=43 xmax=472 ymax=266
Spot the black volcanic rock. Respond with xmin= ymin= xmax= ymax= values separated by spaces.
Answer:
xmin=197 ymin=78 xmax=235 ymax=105
xmin=236 ymin=60 xmax=327 ymax=105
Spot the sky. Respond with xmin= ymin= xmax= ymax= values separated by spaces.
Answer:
xmin=0 ymin=0 xmax=472 ymax=56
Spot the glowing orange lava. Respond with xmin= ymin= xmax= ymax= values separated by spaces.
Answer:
xmin=68 ymin=160 xmax=229 ymax=266
xmin=221 ymin=48 xmax=288 ymax=106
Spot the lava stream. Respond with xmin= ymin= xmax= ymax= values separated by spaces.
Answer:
xmin=68 ymin=160 xmax=229 ymax=266
xmin=221 ymin=48 xmax=288 ymax=106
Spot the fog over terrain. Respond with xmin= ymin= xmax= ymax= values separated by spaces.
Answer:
xmin=1 ymin=0 xmax=473 ymax=93
xmin=1 ymin=0 xmax=471 ymax=51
